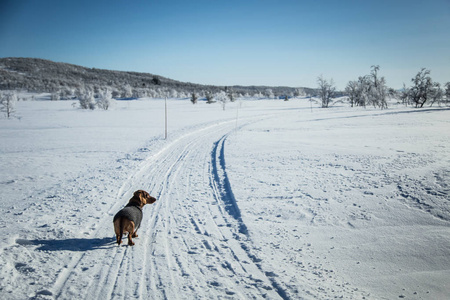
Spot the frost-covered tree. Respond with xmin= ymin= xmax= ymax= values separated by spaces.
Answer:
xmin=135 ymin=88 xmax=147 ymax=98
xmin=445 ymin=82 xmax=450 ymax=103
xmin=265 ymin=89 xmax=275 ymax=99
xmin=367 ymin=65 xmax=388 ymax=109
xmin=345 ymin=66 xmax=389 ymax=109
xmin=294 ymin=88 xmax=306 ymax=98
xmin=122 ymin=84 xmax=133 ymax=98
xmin=0 ymin=91 xmax=17 ymax=118
xmin=429 ymin=83 xmax=443 ymax=107
xmin=205 ymin=92 xmax=214 ymax=104
xmin=60 ymin=87 xmax=75 ymax=100
xmin=111 ymin=88 xmax=121 ymax=99
xmin=317 ymin=75 xmax=336 ymax=108
xmin=97 ymin=89 xmax=113 ymax=110
xmin=51 ymin=90 xmax=61 ymax=101
xmin=403 ymin=68 xmax=442 ymax=108
xmin=227 ymin=89 xmax=235 ymax=102
xmin=78 ymin=90 xmax=96 ymax=110
xmin=215 ymin=91 xmax=229 ymax=110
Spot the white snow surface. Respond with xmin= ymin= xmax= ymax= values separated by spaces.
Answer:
xmin=0 ymin=96 xmax=449 ymax=300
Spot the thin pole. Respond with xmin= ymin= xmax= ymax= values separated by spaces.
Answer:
xmin=165 ymin=97 xmax=168 ymax=140
xmin=235 ymin=102 xmax=239 ymax=130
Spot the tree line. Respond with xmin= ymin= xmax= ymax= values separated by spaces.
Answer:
xmin=317 ymin=66 xmax=449 ymax=109
xmin=1 ymin=58 xmax=449 ymax=118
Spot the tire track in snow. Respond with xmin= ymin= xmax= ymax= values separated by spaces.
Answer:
xmin=210 ymin=135 xmax=248 ymax=236
xmin=125 ymin=114 xmax=286 ymax=299
xmin=139 ymin=123 xmax=246 ymax=298
xmin=51 ymin=118 xmax=244 ymax=299
xmin=40 ymin=113 xmax=284 ymax=299
xmin=48 ymin=128 xmax=207 ymax=299
xmin=209 ymin=133 xmax=291 ymax=299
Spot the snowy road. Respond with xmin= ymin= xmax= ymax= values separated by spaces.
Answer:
xmin=49 ymin=118 xmax=280 ymax=299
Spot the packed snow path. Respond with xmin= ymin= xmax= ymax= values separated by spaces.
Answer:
xmin=49 ymin=118 xmax=285 ymax=299
xmin=3 ymin=111 xmax=306 ymax=299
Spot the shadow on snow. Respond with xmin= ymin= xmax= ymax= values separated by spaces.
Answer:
xmin=16 ymin=237 xmax=116 ymax=252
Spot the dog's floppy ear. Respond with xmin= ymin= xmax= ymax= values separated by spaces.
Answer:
xmin=130 ymin=190 xmax=145 ymax=207
xmin=138 ymin=190 xmax=148 ymax=207
xmin=141 ymin=190 xmax=156 ymax=205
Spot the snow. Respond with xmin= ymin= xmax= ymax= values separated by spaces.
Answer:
xmin=0 ymin=96 xmax=449 ymax=299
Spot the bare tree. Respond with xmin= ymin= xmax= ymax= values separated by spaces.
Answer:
xmin=0 ymin=91 xmax=17 ymax=118
xmin=345 ymin=81 xmax=358 ymax=107
xmin=400 ymin=83 xmax=410 ymax=106
xmin=317 ymin=75 xmax=336 ymax=108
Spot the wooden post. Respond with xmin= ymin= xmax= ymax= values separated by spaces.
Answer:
xmin=165 ymin=97 xmax=168 ymax=140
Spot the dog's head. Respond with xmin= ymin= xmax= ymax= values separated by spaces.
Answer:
xmin=129 ymin=190 xmax=157 ymax=207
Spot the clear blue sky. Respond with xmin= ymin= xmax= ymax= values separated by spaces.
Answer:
xmin=1 ymin=0 xmax=449 ymax=89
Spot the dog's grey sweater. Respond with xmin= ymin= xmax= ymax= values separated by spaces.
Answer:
xmin=113 ymin=204 xmax=143 ymax=229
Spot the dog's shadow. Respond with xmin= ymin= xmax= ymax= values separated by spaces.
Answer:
xmin=16 ymin=236 xmax=116 ymax=252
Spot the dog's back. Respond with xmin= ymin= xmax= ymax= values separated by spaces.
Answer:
xmin=113 ymin=204 xmax=143 ymax=245
xmin=113 ymin=204 xmax=143 ymax=229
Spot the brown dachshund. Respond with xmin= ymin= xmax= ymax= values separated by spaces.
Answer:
xmin=113 ymin=190 xmax=156 ymax=246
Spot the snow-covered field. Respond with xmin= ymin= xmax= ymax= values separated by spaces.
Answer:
xmin=0 ymin=96 xmax=449 ymax=300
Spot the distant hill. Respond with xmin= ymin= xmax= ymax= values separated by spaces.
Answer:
xmin=0 ymin=57 xmax=313 ymax=98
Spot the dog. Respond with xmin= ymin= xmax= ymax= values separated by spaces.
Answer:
xmin=113 ymin=190 xmax=156 ymax=246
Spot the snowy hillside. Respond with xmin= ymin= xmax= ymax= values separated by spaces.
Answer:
xmin=0 ymin=97 xmax=449 ymax=299
xmin=0 ymin=58 xmax=312 ymax=99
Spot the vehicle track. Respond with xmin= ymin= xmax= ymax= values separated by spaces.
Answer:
xmin=47 ymin=113 xmax=291 ymax=299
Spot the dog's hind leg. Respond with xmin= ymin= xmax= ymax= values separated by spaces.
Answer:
xmin=127 ymin=222 xmax=136 ymax=246
xmin=114 ymin=218 xmax=123 ymax=245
